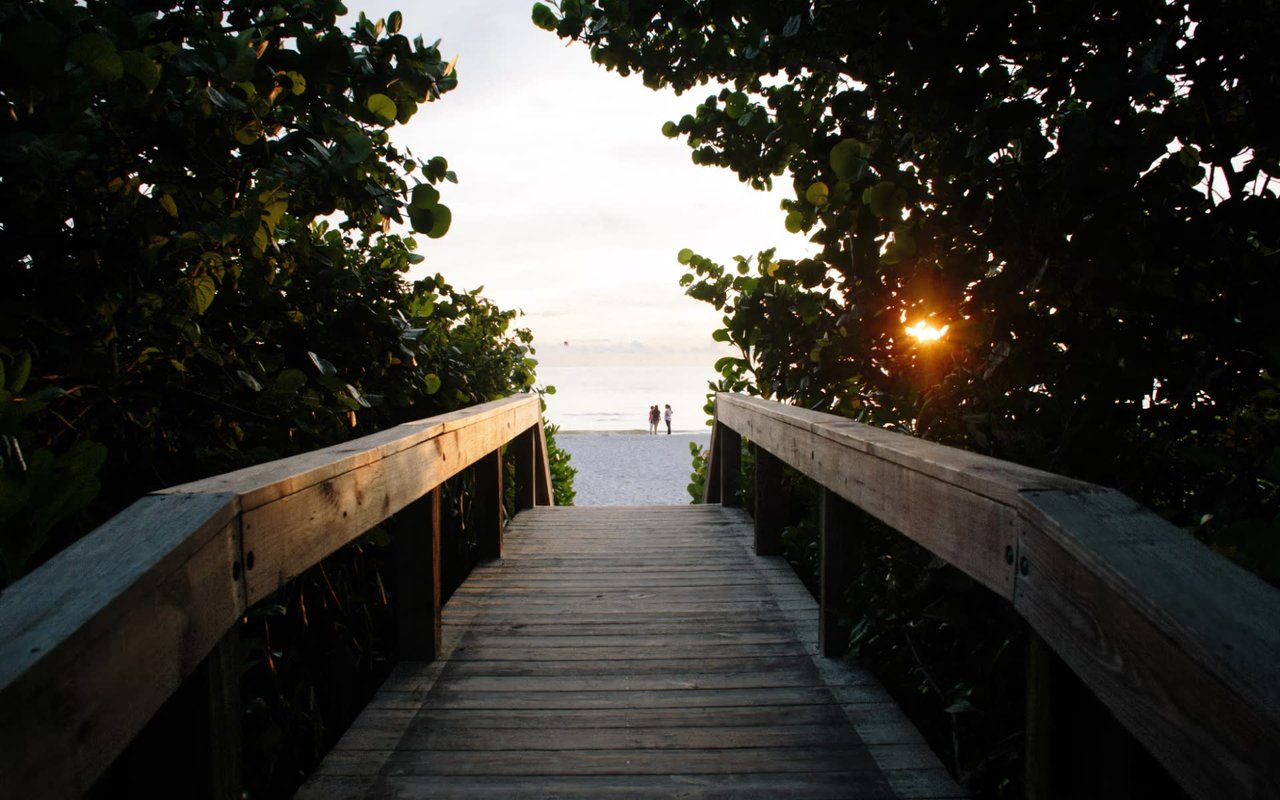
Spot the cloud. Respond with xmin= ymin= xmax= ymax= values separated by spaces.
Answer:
xmin=346 ymin=0 xmax=812 ymax=368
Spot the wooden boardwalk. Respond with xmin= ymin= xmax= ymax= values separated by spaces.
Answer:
xmin=300 ymin=504 xmax=961 ymax=799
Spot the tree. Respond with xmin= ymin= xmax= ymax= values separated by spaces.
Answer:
xmin=0 ymin=0 xmax=552 ymax=581
xmin=1 ymin=3 xmax=577 ymax=794
xmin=537 ymin=1 xmax=1280 ymax=793
xmin=535 ymin=0 xmax=1280 ymax=577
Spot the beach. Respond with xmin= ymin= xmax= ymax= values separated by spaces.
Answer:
xmin=555 ymin=430 xmax=711 ymax=505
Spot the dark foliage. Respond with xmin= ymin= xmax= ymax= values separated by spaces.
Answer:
xmin=540 ymin=1 xmax=1280 ymax=794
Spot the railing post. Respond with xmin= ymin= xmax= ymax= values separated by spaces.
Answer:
xmin=720 ymin=425 xmax=742 ymax=508
xmin=534 ymin=421 xmax=553 ymax=506
xmin=512 ymin=425 xmax=536 ymax=513
xmin=753 ymin=444 xmax=784 ymax=555
xmin=1024 ymin=633 xmax=1166 ymax=800
xmin=703 ymin=423 xmax=722 ymax=504
xmin=391 ymin=488 xmax=442 ymax=660
xmin=190 ymin=629 xmax=243 ymax=800
xmin=820 ymin=488 xmax=855 ymax=656
xmin=473 ymin=449 xmax=504 ymax=559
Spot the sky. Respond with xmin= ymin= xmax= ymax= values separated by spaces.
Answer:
xmin=343 ymin=0 xmax=810 ymax=368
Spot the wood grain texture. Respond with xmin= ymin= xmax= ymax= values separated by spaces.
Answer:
xmin=710 ymin=392 xmax=1280 ymax=800
xmin=754 ymin=445 xmax=785 ymax=555
xmin=0 ymin=492 xmax=243 ymax=799
xmin=533 ymin=421 xmax=554 ymax=507
xmin=392 ymin=490 xmax=442 ymax=661
xmin=510 ymin=426 xmax=537 ymax=513
xmin=156 ymin=395 xmax=542 ymax=512
xmin=241 ymin=403 xmax=540 ymax=602
xmin=703 ymin=422 xmax=722 ymax=504
xmin=299 ymin=505 xmax=961 ymax=799
xmin=0 ymin=395 xmax=550 ymax=798
xmin=1017 ymin=488 xmax=1280 ymax=800
xmin=713 ymin=393 xmax=1024 ymax=597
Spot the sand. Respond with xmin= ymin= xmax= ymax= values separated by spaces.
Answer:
xmin=554 ymin=431 xmax=711 ymax=506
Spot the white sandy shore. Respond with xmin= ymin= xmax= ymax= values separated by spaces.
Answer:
xmin=555 ymin=431 xmax=711 ymax=506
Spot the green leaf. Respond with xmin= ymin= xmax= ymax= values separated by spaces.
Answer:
xmin=68 ymin=33 xmax=124 ymax=82
xmin=284 ymin=70 xmax=306 ymax=95
xmin=9 ymin=352 xmax=31 ymax=393
xmin=366 ymin=93 xmax=397 ymax=126
xmin=238 ymin=370 xmax=263 ymax=391
xmin=677 ymin=247 xmax=694 ymax=264
xmin=829 ymin=139 xmax=865 ymax=182
xmin=346 ymin=383 xmax=371 ymax=407
xmin=192 ymin=274 xmax=216 ymax=313
xmin=805 ymin=182 xmax=829 ymax=206
xmin=784 ymin=210 xmax=804 ymax=233
xmin=159 ymin=194 xmax=178 ymax=218
xmin=410 ymin=183 xmax=441 ymax=209
xmin=425 ymin=204 xmax=452 ymax=239
xmin=423 ymin=373 xmax=442 ymax=394
xmin=387 ymin=11 xmax=403 ymax=34
xmin=863 ymin=181 xmax=902 ymax=218
xmin=408 ymin=206 xmax=435 ymax=234
xmin=307 ymin=351 xmax=337 ymax=376
xmin=120 ymin=51 xmax=161 ymax=91
xmin=271 ymin=368 xmax=308 ymax=395
xmin=532 ymin=3 xmax=558 ymax=31
xmin=234 ymin=121 xmax=262 ymax=145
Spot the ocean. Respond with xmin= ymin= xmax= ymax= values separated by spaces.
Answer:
xmin=536 ymin=364 xmax=719 ymax=432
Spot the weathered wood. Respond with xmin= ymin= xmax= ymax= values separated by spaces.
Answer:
xmin=1017 ymin=488 xmax=1280 ymax=800
xmin=0 ymin=394 xmax=550 ymax=798
xmin=392 ymin=489 xmax=443 ymax=661
xmin=715 ymin=393 xmax=1025 ymax=598
xmin=719 ymin=424 xmax=742 ymax=507
xmin=753 ymin=444 xmax=785 ymax=555
xmin=241 ymin=399 xmax=541 ymax=603
xmin=1024 ymin=633 xmax=1057 ymax=800
xmin=510 ymin=425 xmax=537 ymax=512
xmin=533 ymin=421 xmax=554 ymax=506
xmin=702 ymin=423 xmax=721 ymax=503
xmin=821 ymin=488 xmax=856 ymax=657
xmin=157 ymin=395 xmax=542 ymax=512
xmin=0 ymin=492 xmax=243 ymax=799
xmin=471 ymin=450 xmax=504 ymax=559
xmin=301 ymin=505 xmax=961 ymax=798
xmin=190 ymin=629 xmax=243 ymax=800
xmin=712 ymin=392 xmax=1280 ymax=800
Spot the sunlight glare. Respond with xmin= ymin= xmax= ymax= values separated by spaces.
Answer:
xmin=904 ymin=320 xmax=950 ymax=343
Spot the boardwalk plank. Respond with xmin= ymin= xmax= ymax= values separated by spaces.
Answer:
xmin=299 ymin=505 xmax=962 ymax=799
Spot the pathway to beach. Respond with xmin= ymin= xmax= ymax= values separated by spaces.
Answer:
xmin=555 ymin=431 xmax=710 ymax=505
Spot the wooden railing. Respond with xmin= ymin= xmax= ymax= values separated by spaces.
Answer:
xmin=705 ymin=392 xmax=1280 ymax=800
xmin=0 ymin=394 xmax=552 ymax=799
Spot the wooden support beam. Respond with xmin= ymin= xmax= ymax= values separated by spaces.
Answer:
xmin=719 ymin=425 xmax=742 ymax=508
xmin=511 ymin=426 xmax=536 ymax=513
xmin=820 ymin=488 xmax=856 ymax=656
xmin=190 ymin=629 xmax=243 ymax=800
xmin=702 ymin=423 xmax=722 ymax=504
xmin=472 ymin=450 xmax=504 ymax=560
xmin=534 ymin=422 xmax=553 ymax=506
xmin=753 ymin=445 xmax=785 ymax=556
xmin=391 ymin=489 xmax=442 ymax=661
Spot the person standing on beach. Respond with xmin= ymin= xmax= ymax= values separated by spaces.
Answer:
xmin=664 ymin=404 xmax=673 ymax=435
xmin=648 ymin=404 xmax=660 ymax=434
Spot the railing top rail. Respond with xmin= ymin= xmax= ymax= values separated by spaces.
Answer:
xmin=0 ymin=393 xmax=544 ymax=798
xmin=710 ymin=392 xmax=1280 ymax=800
